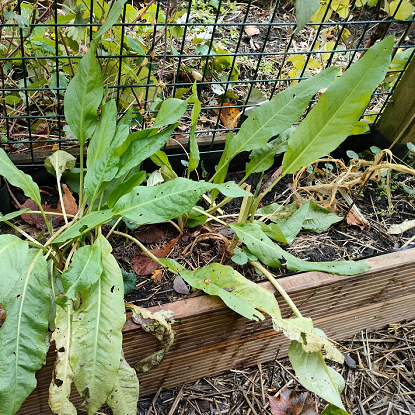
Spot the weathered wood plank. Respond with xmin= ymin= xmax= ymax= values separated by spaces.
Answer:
xmin=17 ymin=248 xmax=415 ymax=414
xmin=375 ymin=56 xmax=415 ymax=146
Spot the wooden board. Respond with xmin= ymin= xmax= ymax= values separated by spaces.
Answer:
xmin=16 ymin=248 xmax=415 ymax=414
xmin=7 ymin=133 xmax=228 ymax=166
xmin=375 ymin=56 xmax=415 ymax=146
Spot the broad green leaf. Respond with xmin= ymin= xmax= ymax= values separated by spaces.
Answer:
xmin=295 ymin=0 xmax=320 ymax=31
xmin=179 ymin=263 xmax=281 ymax=321
xmin=93 ymin=0 xmax=129 ymax=39
xmin=45 ymin=150 xmax=76 ymax=182
xmin=230 ymin=222 xmax=371 ymax=275
xmin=0 ymin=242 xmax=49 ymax=415
xmin=282 ymin=36 xmax=394 ymax=175
xmin=56 ymin=245 xmax=103 ymax=307
xmin=0 ymin=235 xmax=29 ymax=299
xmin=116 ymin=124 xmax=177 ymax=177
xmin=245 ymin=131 xmax=290 ymax=176
xmin=112 ymin=178 xmax=250 ymax=224
xmin=289 ymin=341 xmax=345 ymax=410
xmin=350 ymin=121 xmax=370 ymax=135
xmin=106 ymin=352 xmax=140 ymax=415
xmin=213 ymin=67 xmax=338 ymax=185
xmin=302 ymin=201 xmax=342 ymax=233
xmin=255 ymin=220 xmax=287 ymax=244
xmin=87 ymin=99 xmax=117 ymax=168
xmin=53 ymin=210 xmax=114 ymax=244
xmin=70 ymin=234 xmax=125 ymax=414
xmin=84 ymin=147 xmax=120 ymax=200
xmin=257 ymin=201 xmax=298 ymax=217
xmin=64 ymin=41 xmax=103 ymax=146
xmin=390 ymin=0 xmax=414 ymax=20
xmin=0 ymin=148 xmax=42 ymax=207
xmin=152 ymin=98 xmax=190 ymax=129
xmin=264 ymin=200 xmax=342 ymax=244
xmin=49 ymin=305 xmax=77 ymax=415
xmin=111 ymin=109 xmax=133 ymax=149
xmin=321 ymin=404 xmax=350 ymax=415
xmin=115 ymin=128 xmax=155 ymax=157
xmin=127 ymin=304 xmax=175 ymax=373
xmin=0 ymin=209 xmax=30 ymax=222
xmin=107 ymin=170 xmax=146 ymax=208
xmin=150 ymin=150 xmax=172 ymax=169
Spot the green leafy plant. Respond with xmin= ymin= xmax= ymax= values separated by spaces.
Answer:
xmin=0 ymin=25 xmax=394 ymax=415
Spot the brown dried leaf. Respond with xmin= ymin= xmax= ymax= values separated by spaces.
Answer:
xmin=135 ymin=226 xmax=166 ymax=244
xmin=244 ymin=25 xmax=260 ymax=36
xmin=213 ymin=103 xmax=241 ymax=129
xmin=56 ymin=184 xmax=78 ymax=216
xmin=131 ymin=236 xmax=179 ymax=276
xmin=21 ymin=199 xmax=47 ymax=229
xmin=268 ymin=387 xmax=318 ymax=415
xmin=346 ymin=210 xmax=366 ymax=230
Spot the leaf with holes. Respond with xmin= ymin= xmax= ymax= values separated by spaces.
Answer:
xmin=0 ymin=236 xmax=49 ymax=415
xmin=70 ymin=234 xmax=125 ymax=414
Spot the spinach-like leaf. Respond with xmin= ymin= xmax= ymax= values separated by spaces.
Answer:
xmin=230 ymin=222 xmax=371 ymax=275
xmin=70 ymin=234 xmax=125 ymax=414
xmin=0 ymin=148 xmax=42 ymax=208
xmin=212 ymin=66 xmax=338 ymax=186
xmin=0 ymin=237 xmax=49 ymax=415
xmin=64 ymin=41 xmax=103 ymax=146
xmin=282 ymin=36 xmax=394 ymax=175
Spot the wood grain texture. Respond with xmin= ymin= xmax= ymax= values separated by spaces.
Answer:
xmin=16 ymin=248 xmax=415 ymax=414
xmin=375 ymin=56 xmax=415 ymax=145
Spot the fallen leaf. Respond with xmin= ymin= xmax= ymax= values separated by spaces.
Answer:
xmin=20 ymin=185 xmax=77 ymax=230
xmin=213 ymin=103 xmax=241 ymax=129
xmin=132 ymin=236 xmax=179 ymax=276
xmin=57 ymin=184 xmax=78 ymax=216
xmin=21 ymin=199 xmax=47 ymax=229
xmin=388 ymin=219 xmax=415 ymax=235
xmin=135 ymin=226 xmax=166 ymax=244
xmin=173 ymin=275 xmax=190 ymax=294
xmin=344 ymin=354 xmax=357 ymax=369
xmin=244 ymin=25 xmax=260 ymax=36
xmin=268 ymin=387 xmax=318 ymax=415
xmin=346 ymin=210 xmax=366 ymax=230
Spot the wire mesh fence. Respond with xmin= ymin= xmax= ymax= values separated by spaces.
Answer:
xmin=0 ymin=0 xmax=414 ymax=167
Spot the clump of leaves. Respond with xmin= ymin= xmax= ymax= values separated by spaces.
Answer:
xmin=0 ymin=19 xmax=394 ymax=415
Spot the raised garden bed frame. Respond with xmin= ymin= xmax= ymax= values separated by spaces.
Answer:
xmin=15 ymin=246 xmax=415 ymax=414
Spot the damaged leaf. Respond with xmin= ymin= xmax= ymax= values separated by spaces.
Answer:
xmin=127 ymin=303 xmax=175 ymax=373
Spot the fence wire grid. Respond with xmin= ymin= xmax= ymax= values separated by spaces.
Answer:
xmin=0 ymin=0 xmax=414 ymax=167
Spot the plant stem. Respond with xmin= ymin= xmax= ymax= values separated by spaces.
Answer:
xmin=249 ymin=174 xmax=283 ymax=222
xmin=192 ymin=207 xmax=228 ymax=227
xmin=79 ymin=149 xmax=84 ymax=212
xmin=249 ymin=260 xmax=302 ymax=319
xmin=4 ymin=219 xmax=44 ymax=246
xmin=57 ymin=182 xmax=68 ymax=225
